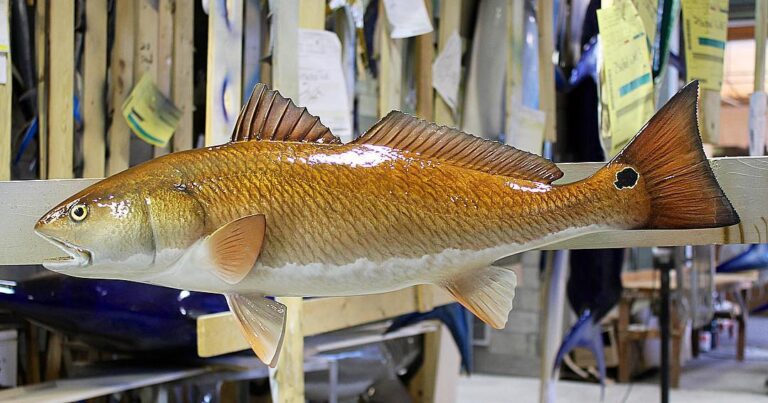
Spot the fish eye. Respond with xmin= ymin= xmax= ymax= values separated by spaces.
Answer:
xmin=69 ymin=204 xmax=88 ymax=222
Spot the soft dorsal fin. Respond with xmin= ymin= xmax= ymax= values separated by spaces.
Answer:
xmin=353 ymin=111 xmax=563 ymax=183
xmin=231 ymin=83 xmax=342 ymax=144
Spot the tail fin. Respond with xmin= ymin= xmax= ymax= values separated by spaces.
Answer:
xmin=611 ymin=81 xmax=739 ymax=229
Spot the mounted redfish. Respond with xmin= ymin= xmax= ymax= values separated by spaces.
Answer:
xmin=35 ymin=81 xmax=738 ymax=366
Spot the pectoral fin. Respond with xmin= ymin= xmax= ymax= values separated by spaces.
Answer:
xmin=443 ymin=266 xmax=517 ymax=329
xmin=208 ymin=214 xmax=266 ymax=284
xmin=226 ymin=293 xmax=286 ymax=367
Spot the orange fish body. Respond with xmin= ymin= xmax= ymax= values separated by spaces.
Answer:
xmin=34 ymin=82 xmax=738 ymax=366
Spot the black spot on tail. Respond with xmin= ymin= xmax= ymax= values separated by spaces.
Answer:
xmin=615 ymin=167 xmax=639 ymax=189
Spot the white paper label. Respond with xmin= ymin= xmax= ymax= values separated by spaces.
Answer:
xmin=749 ymin=91 xmax=767 ymax=156
xmin=0 ymin=54 xmax=6 ymax=85
xmin=298 ymin=29 xmax=354 ymax=142
xmin=382 ymin=0 xmax=433 ymax=39
xmin=506 ymin=101 xmax=546 ymax=154
xmin=432 ymin=31 xmax=461 ymax=112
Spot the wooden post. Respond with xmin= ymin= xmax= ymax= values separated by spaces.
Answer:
xmin=155 ymin=0 xmax=175 ymax=156
xmin=434 ymin=0 xmax=461 ymax=127
xmin=537 ymin=0 xmax=556 ymax=143
xmin=133 ymin=0 xmax=158 ymax=162
xmin=107 ymin=0 xmax=134 ymax=175
xmin=173 ymin=0 xmax=195 ymax=151
xmin=0 ymin=0 xmax=10 ymax=180
xmin=755 ymin=0 xmax=767 ymax=94
xmin=35 ymin=0 xmax=48 ymax=178
xmin=506 ymin=0 xmax=524 ymax=121
xmin=47 ymin=0 xmax=74 ymax=179
xmin=378 ymin=1 xmax=404 ymax=116
xmin=415 ymin=0 xmax=434 ymax=120
xmin=408 ymin=324 xmax=461 ymax=403
xmin=271 ymin=2 xmax=304 ymax=401
xmin=205 ymin=0 xmax=243 ymax=146
xmin=82 ymin=0 xmax=108 ymax=178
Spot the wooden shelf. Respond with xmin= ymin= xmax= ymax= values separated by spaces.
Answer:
xmin=1 ymin=157 xmax=765 ymax=266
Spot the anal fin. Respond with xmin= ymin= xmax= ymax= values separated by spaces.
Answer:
xmin=226 ymin=293 xmax=286 ymax=367
xmin=443 ymin=266 xmax=517 ymax=329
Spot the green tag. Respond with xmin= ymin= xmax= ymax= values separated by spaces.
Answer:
xmin=122 ymin=74 xmax=181 ymax=147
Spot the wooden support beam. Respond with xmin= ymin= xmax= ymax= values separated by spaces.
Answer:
xmin=197 ymin=286 xmax=455 ymax=358
xmin=35 ymin=0 xmax=48 ymax=179
xmin=82 ymin=0 xmax=108 ymax=178
xmin=205 ymin=0 xmax=243 ymax=146
xmin=415 ymin=0 xmax=434 ymax=120
xmin=0 ymin=0 xmax=10 ymax=180
xmin=378 ymin=1 xmax=403 ymax=116
xmin=537 ymin=0 xmax=556 ymax=143
xmin=132 ymin=0 xmax=159 ymax=163
xmin=173 ymin=0 xmax=194 ymax=152
xmin=434 ymin=0 xmax=461 ymax=127
xmin=107 ymin=0 xmax=134 ymax=175
xmin=2 ymin=157 xmax=765 ymax=266
xmin=47 ymin=0 xmax=74 ymax=179
xmin=155 ymin=0 xmax=175 ymax=157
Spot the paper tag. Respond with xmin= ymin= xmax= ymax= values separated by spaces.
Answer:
xmin=749 ymin=91 xmax=767 ymax=156
xmin=681 ymin=0 xmax=728 ymax=91
xmin=603 ymin=0 xmax=658 ymax=48
xmin=598 ymin=2 xmax=655 ymax=157
xmin=122 ymin=74 xmax=182 ymax=147
xmin=0 ymin=54 xmax=6 ymax=85
xmin=506 ymin=101 xmax=546 ymax=155
xmin=299 ymin=29 xmax=353 ymax=142
xmin=432 ymin=31 xmax=461 ymax=112
xmin=382 ymin=0 xmax=433 ymax=39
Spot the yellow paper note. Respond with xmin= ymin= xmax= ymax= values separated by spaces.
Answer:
xmin=598 ymin=2 xmax=655 ymax=156
xmin=603 ymin=0 xmax=658 ymax=48
xmin=122 ymin=74 xmax=181 ymax=147
xmin=681 ymin=0 xmax=728 ymax=91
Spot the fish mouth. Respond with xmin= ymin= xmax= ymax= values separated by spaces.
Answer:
xmin=35 ymin=232 xmax=92 ymax=269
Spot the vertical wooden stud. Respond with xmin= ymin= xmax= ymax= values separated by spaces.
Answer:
xmin=47 ymin=0 xmax=74 ymax=179
xmin=83 ymin=0 xmax=108 ymax=178
xmin=415 ymin=0 xmax=434 ymax=120
xmin=271 ymin=3 xmax=304 ymax=401
xmin=133 ymin=0 xmax=158 ymax=162
xmin=107 ymin=0 xmax=134 ymax=175
xmin=537 ymin=0 xmax=556 ymax=143
xmin=378 ymin=1 xmax=404 ymax=116
xmin=173 ymin=0 xmax=194 ymax=151
xmin=0 ymin=0 xmax=10 ymax=180
xmin=35 ymin=0 xmax=48 ymax=179
xmin=155 ymin=0 xmax=175 ymax=157
xmin=205 ymin=0 xmax=243 ymax=146
xmin=434 ymin=0 xmax=461 ymax=127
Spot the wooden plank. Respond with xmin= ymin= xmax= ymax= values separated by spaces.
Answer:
xmin=47 ymin=0 xmax=74 ymax=179
xmin=537 ymin=0 xmax=556 ymax=142
xmin=172 ymin=0 xmax=194 ymax=152
xmin=434 ymin=0 xmax=461 ymax=126
xmin=35 ymin=0 xmax=48 ymax=179
xmin=271 ymin=3 xmax=303 ymax=402
xmin=0 ymin=0 xmax=10 ymax=180
xmin=378 ymin=0 xmax=403 ymax=117
xmin=415 ymin=0 xmax=434 ymax=120
xmin=1 ymin=157 xmax=766 ymax=265
xmin=132 ymin=0 xmax=159 ymax=163
xmin=106 ymin=0 xmax=134 ymax=175
xmin=205 ymin=0 xmax=243 ymax=146
xmin=82 ymin=0 xmax=108 ymax=178
xmin=700 ymin=89 xmax=721 ymax=144
xmin=197 ymin=286 xmax=454 ymax=358
xmin=270 ymin=297 xmax=304 ymax=403
xmin=154 ymin=0 xmax=175 ymax=157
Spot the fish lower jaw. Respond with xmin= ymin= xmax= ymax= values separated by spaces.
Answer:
xmin=36 ymin=233 xmax=92 ymax=270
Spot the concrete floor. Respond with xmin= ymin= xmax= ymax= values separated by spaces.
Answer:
xmin=458 ymin=316 xmax=768 ymax=402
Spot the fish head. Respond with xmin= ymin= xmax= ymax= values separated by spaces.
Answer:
xmin=35 ymin=177 xmax=157 ymax=278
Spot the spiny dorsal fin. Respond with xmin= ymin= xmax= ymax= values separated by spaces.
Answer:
xmin=231 ymin=83 xmax=342 ymax=144
xmin=353 ymin=111 xmax=563 ymax=183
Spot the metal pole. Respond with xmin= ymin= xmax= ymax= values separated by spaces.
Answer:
xmin=653 ymin=247 xmax=674 ymax=403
